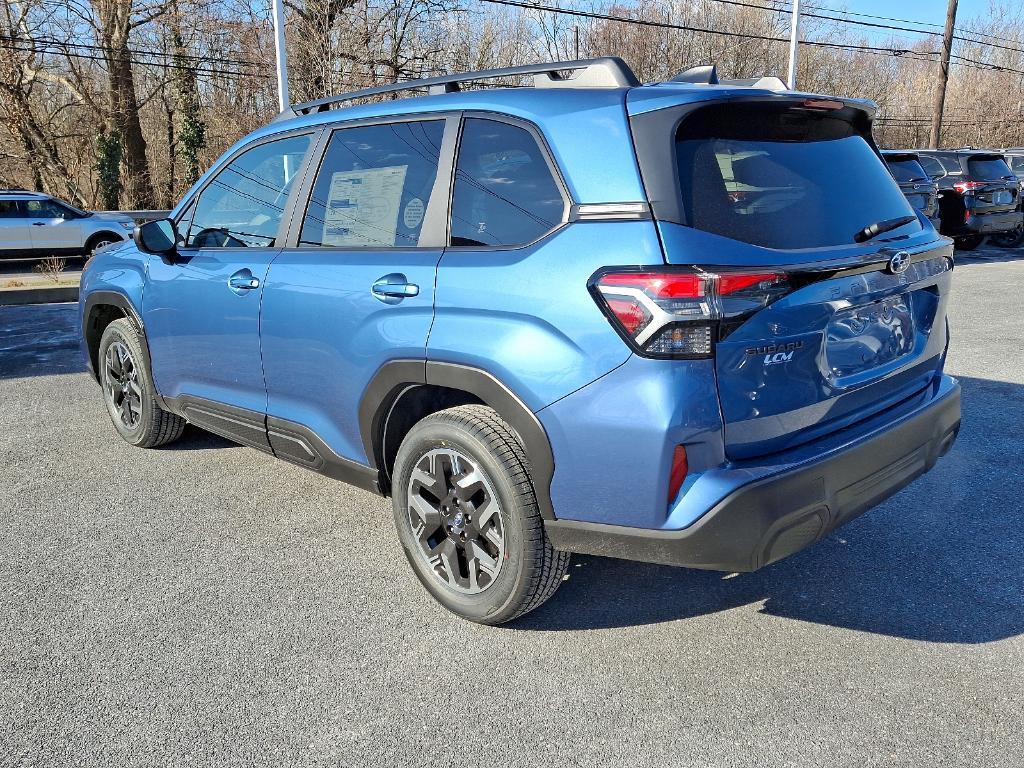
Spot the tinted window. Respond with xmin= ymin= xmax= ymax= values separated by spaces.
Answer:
xmin=1009 ymin=155 xmax=1024 ymax=175
xmin=917 ymin=155 xmax=945 ymax=179
xmin=0 ymin=201 xmax=19 ymax=218
xmin=936 ymin=154 xmax=964 ymax=174
xmin=886 ymin=158 xmax=929 ymax=183
xmin=674 ymin=104 xmax=919 ymax=249
xmin=187 ymin=134 xmax=311 ymax=248
xmin=299 ymin=120 xmax=443 ymax=248
xmin=450 ymin=118 xmax=565 ymax=247
xmin=23 ymin=198 xmax=69 ymax=218
xmin=967 ymin=157 xmax=1014 ymax=180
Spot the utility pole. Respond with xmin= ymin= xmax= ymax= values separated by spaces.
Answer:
xmin=786 ymin=0 xmax=801 ymax=90
xmin=929 ymin=0 xmax=958 ymax=149
xmin=271 ymin=0 xmax=290 ymax=111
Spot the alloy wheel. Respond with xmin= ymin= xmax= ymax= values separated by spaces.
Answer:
xmin=103 ymin=340 xmax=142 ymax=430
xmin=406 ymin=448 xmax=506 ymax=594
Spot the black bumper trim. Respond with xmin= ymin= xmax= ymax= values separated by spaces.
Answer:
xmin=544 ymin=377 xmax=961 ymax=572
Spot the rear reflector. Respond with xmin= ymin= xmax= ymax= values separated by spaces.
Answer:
xmin=592 ymin=268 xmax=791 ymax=358
xmin=668 ymin=445 xmax=689 ymax=503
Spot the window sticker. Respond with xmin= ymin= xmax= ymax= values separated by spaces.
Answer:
xmin=323 ymin=165 xmax=408 ymax=246
xmin=403 ymin=197 xmax=425 ymax=230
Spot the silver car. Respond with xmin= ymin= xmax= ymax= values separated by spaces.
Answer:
xmin=0 ymin=190 xmax=136 ymax=259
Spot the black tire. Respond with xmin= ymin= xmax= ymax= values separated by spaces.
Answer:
xmin=85 ymin=232 xmax=123 ymax=258
xmin=392 ymin=405 xmax=570 ymax=625
xmin=97 ymin=318 xmax=185 ymax=448
xmin=989 ymin=222 xmax=1024 ymax=248
xmin=954 ymin=234 xmax=985 ymax=251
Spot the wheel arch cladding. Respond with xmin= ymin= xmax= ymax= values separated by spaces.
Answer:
xmin=82 ymin=291 xmax=147 ymax=384
xmin=359 ymin=360 xmax=558 ymax=519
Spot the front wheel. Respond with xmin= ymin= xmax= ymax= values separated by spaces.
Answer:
xmin=392 ymin=405 xmax=570 ymax=624
xmin=954 ymin=234 xmax=985 ymax=251
xmin=98 ymin=318 xmax=185 ymax=448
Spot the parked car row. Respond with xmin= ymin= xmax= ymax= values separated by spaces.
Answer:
xmin=0 ymin=189 xmax=137 ymax=260
xmin=882 ymin=148 xmax=1024 ymax=250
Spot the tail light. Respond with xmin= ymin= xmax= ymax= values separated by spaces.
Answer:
xmin=953 ymin=180 xmax=986 ymax=194
xmin=591 ymin=268 xmax=791 ymax=358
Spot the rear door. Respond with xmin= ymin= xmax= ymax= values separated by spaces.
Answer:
xmin=0 ymin=200 xmax=33 ymax=253
xmin=259 ymin=116 xmax=453 ymax=466
xmin=145 ymin=131 xmax=314 ymax=441
xmin=630 ymin=97 xmax=952 ymax=459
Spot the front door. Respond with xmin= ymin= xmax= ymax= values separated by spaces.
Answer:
xmin=22 ymin=198 xmax=83 ymax=252
xmin=260 ymin=117 xmax=453 ymax=465
xmin=144 ymin=132 xmax=314 ymax=446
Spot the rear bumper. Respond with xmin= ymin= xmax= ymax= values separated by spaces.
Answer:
xmin=955 ymin=210 xmax=1022 ymax=236
xmin=545 ymin=375 xmax=961 ymax=572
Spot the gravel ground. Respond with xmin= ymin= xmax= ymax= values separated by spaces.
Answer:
xmin=1 ymin=247 xmax=1022 ymax=767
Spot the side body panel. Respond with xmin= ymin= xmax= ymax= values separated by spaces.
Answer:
xmin=429 ymin=221 xmax=661 ymax=412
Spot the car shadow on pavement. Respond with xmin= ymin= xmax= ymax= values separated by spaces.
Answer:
xmin=515 ymin=375 xmax=1024 ymax=643
xmin=955 ymin=247 xmax=1024 ymax=264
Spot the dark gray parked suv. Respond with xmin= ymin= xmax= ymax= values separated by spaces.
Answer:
xmin=914 ymin=150 xmax=1022 ymax=250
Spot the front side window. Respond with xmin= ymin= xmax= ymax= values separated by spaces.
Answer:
xmin=298 ymin=120 xmax=444 ymax=248
xmin=449 ymin=118 xmax=565 ymax=247
xmin=674 ymin=103 xmax=919 ymax=249
xmin=187 ymin=133 xmax=311 ymax=248
xmin=23 ymin=198 xmax=70 ymax=219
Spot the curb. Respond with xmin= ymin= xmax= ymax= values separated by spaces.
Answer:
xmin=0 ymin=286 xmax=79 ymax=306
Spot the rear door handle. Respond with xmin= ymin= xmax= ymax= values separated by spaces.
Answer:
xmin=228 ymin=269 xmax=260 ymax=292
xmin=372 ymin=273 xmax=419 ymax=303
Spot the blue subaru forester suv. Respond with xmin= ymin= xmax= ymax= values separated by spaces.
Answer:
xmin=81 ymin=58 xmax=961 ymax=624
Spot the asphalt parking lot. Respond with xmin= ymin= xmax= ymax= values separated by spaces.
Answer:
xmin=1 ymin=247 xmax=1023 ymax=767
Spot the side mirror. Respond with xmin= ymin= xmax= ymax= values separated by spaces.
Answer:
xmin=135 ymin=218 xmax=180 ymax=258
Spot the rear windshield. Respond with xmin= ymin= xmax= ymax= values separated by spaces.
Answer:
xmin=885 ymin=157 xmax=930 ymax=183
xmin=674 ymin=103 xmax=919 ymax=249
xmin=967 ymin=156 xmax=1014 ymax=181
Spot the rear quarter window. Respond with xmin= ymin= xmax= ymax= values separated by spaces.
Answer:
xmin=673 ymin=103 xmax=919 ymax=250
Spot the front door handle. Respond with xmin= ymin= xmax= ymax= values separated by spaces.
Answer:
xmin=371 ymin=273 xmax=419 ymax=304
xmin=228 ymin=269 xmax=260 ymax=292
xmin=32 ymin=222 xmax=46 ymax=226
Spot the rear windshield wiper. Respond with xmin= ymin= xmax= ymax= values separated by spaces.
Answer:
xmin=854 ymin=215 xmax=917 ymax=243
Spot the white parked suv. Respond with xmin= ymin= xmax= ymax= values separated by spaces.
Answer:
xmin=0 ymin=190 xmax=136 ymax=259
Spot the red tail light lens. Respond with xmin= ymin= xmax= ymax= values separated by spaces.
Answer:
xmin=592 ymin=268 xmax=790 ymax=358
xmin=953 ymin=180 xmax=986 ymax=194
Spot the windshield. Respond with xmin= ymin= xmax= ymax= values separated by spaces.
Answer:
xmin=967 ymin=157 xmax=1014 ymax=181
xmin=886 ymin=158 xmax=930 ymax=184
xmin=674 ymin=103 xmax=919 ymax=249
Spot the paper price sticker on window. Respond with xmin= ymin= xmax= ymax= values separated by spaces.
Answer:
xmin=323 ymin=165 xmax=408 ymax=246
xmin=403 ymin=197 xmax=425 ymax=230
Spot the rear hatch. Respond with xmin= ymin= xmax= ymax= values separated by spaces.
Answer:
xmin=884 ymin=153 xmax=938 ymax=219
xmin=628 ymin=93 xmax=953 ymax=460
xmin=961 ymin=154 xmax=1019 ymax=214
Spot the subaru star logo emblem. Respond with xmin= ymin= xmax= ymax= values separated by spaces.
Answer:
xmin=888 ymin=251 xmax=911 ymax=275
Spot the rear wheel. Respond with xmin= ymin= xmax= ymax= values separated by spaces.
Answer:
xmin=392 ymin=405 xmax=570 ymax=624
xmin=954 ymin=234 xmax=984 ymax=251
xmin=98 ymin=318 xmax=185 ymax=448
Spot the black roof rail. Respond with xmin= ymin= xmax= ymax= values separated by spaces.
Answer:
xmin=0 ymin=187 xmax=30 ymax=193
xmin=273 ymin=57 xmax=640 ymax=122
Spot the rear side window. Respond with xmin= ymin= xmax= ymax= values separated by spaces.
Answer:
xmin=0 ymin=201 xmax=19 ymax=218
xmin=450 ymin=118 xmax=565 ymax=247
xmin=299 ymin=120 xmax=444 ymax=248
xmin=674 ymin=103 xmax=918 ymax=249
xmin=917 ymin=155 xmax=945 ymax=179
xmin=1009 ymin=155 xmax=1024 ymax=175
xmin=885 ymin=158 xmax=929 ymax=183
xmin=187 ymin=133 xmax=311 ymax=248
xmin=967 ymin=156 xmax=1014 ymax=181
xmin=936 ymin=154 xmax=964 ymax=174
